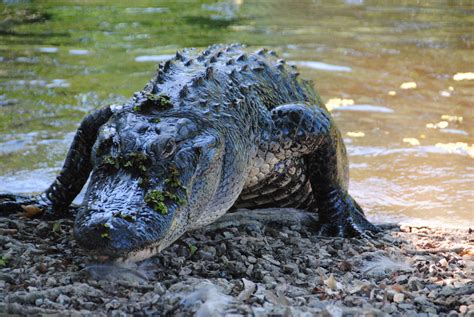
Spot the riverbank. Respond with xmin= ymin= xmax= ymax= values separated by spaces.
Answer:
xmin=0 ymin=209 xmax=472 ymax=316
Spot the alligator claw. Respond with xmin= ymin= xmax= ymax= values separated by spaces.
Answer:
xmin=316 ymin=194 xmax=380 ymax=238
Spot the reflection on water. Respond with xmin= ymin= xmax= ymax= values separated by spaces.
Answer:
xmin=0 ymin=0 xmax=472 ymax=227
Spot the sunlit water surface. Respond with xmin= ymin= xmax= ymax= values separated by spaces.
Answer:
xmin=0 ymin=1 xmax=472 ymax=228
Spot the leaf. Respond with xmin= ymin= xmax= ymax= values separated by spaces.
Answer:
xmin=189 ymin=244 xmax=197 ymax=255
xmin=0 ymin=257 xmax=8 ymax=267
xmin=52 ymin=222 xmax=61 ymax=233
xmin=324 ymin=273 xmax=338 ymax=290
xmin=460 ymin=248 xmax=474 ymax=256
xmin=21 ymin=204 xmax=42 ymax=218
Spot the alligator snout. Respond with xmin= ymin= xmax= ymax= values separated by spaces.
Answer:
xmin=74 ymin=204 xmax=176 ymax=260
xmin=73 ymin=170 xmax=178 ymax=260
xmin=74 ymin=212 xmax=146 ymax=258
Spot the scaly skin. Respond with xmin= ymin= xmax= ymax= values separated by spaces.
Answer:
xmin=0 ymin=44 xmax=379 ymax=261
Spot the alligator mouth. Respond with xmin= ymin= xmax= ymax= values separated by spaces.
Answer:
xmin=73 ymin=199 xmax=177 ymax=261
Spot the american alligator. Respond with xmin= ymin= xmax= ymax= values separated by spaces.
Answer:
xmin=0 ymin=44 xmax=379 ymax=261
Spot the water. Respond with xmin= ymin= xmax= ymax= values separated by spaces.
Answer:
xmin=0 ymin=0 xmax=472 ymax=228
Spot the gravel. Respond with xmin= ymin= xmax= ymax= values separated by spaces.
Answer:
xmin=0 ymin=208 xmax=473 ymax=316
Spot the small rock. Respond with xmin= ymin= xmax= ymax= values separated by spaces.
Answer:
xmin=262 ymin=275 xmax=276 ymax=286
xmin=338 ymin=260 xmax=352 ymax=272
xmin=395 ymin=274 xmax=409 ymax=284
xmin=407 ymin=276 xmax=424 ymax=291
xmin=413 ymin=295 xmax=428 ymax=306
xmin=179 ymin=267 xmax=192 ymax=276
xmin=438 ymin=258 xmax=449 ymax=267
xmin=154 ymin=282 xmax=166 ymax=295
xmin=46 ymin=277 xmax=57 ymax=286
xmin=105 ymin=299 xmax=121 ymax=310
xmin=283 ymin=263 xmax=299 ymax=274
xmin=56 ymin=294 xmax=70 ymax=305
xmin=393 ymin=293 xmax=405 ymax=303
xmin=38 ymin=263 xmax=48 ymax=274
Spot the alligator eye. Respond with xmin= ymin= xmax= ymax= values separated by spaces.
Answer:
xmin=162 ymin=139 xmax=176 ymax=158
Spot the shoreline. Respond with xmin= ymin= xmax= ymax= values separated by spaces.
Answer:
xmin=1 ymin=209 xmax=473 ymax=316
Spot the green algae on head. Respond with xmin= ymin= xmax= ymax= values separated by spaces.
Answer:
xmin=101 ymin=152 xmax=149 ymax=174
xmin=165 ymin=165 xmax=186 ymax=190
xmin=144 ymin=190 xmax=168 ymax=215
xmin=133 ymin=93 xmax=173 ymax=113
xmin=144 ymin=188 xmax=187 ymax=214
xmin=113 ymin=212 xmax=136 ymax=223
xmin=101 ymin=223 xmax=111 ymax=239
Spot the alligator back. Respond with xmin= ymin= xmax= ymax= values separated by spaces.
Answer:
xmin=131 ymin=44 xmax=322 ymax=132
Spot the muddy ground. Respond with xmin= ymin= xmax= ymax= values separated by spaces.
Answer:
xmin=0 ymin=208 xmax=473 ymax=316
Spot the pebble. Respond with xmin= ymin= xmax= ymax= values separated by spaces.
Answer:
xmin=56 ymin=294 xmax=70 ymax=305
xmin=0 ymin=210 xmax=471 ymax=315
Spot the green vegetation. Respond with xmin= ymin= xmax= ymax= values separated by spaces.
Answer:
xmin=165 ymin=165 xmax=185 ymax=190
xmin=133 ymin=93 xmax=173 ymax=113
xmin=52 ymin=221 xmax=61 ymax=234
xmin=102 ymin=152 xmax=149 ymax=174
xmin=113 ymin=212 xmax=136 ymax=223
xmin=145 ymin=186 xmax=186 ymax=214
xmin=144 ymin=190 xmax=168 ymax=215
xmin=0 ymin=256 xmax=8 ymax=267
xmin=101 ymin=223 xmax=110 ymax=239
xmin=189 ymin=244 xmax=197 ymax=255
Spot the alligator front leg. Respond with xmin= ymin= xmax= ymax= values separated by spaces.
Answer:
xmin=271 ymin=103 xmax=379 ymax=237
xmin=0 ymin=106 xmax=113 ymax=218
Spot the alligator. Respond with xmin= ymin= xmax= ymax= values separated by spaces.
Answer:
xmin=0 ymin=44 xmax=379 ymax=261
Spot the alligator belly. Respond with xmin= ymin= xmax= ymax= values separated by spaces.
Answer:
xmin=234 ymin=157 xmax=315 ymax=210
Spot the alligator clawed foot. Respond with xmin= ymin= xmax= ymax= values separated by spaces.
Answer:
xmin=316 ymin=194 xmax=381 ymax=238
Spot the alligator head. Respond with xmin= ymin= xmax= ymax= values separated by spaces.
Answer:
xmin=74 ymin=110 xmax=224 ymax=262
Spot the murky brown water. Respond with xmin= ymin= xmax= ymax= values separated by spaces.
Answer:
xmin=0 ymin=0 xmax=472 ymax=227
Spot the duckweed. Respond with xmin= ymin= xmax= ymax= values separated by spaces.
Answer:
xmin=134 ymin=93 xmax=173 ymax=113
xmin=113 ymin=212 xmax=136 ymax=223
xmin=101 ymin=223 xmax=111 ymax=239
xmin=165 ymin=165 xmax=185 ymax=190
xmin=145 ymin=190 xmax=168 ymax=215
xmin=145 ymin=188 xmax=187 ymax=214
xmin=102 ymin=152 xmax=149 ymax=174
